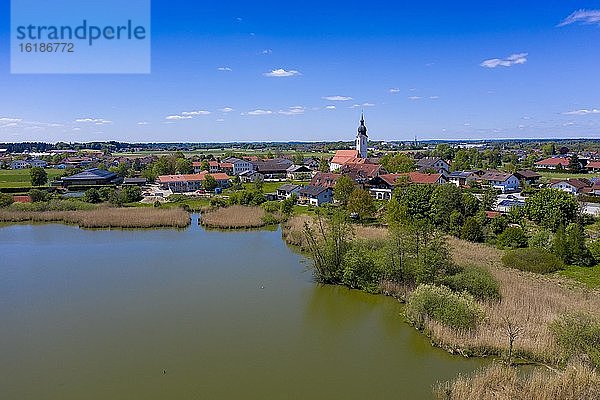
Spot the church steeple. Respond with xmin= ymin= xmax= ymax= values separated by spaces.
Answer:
xmin=356 ymin=112 xmax=368 ymax=158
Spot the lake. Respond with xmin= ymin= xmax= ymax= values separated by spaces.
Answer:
xmin=0 ymin=216 xmax=485 ymax=399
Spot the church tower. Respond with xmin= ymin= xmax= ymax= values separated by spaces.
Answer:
xmin=356 ymin=113 xmax=368 ymax=159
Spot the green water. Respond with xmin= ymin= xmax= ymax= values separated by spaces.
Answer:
xmin=0 ymin=216 xmax=485 ymax=399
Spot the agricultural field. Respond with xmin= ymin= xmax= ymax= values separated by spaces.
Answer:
xmin=537 ymin=170 xmax=600 ymax=180
xmin=0 ymin=168 xmax=64 ymax=188
xmin=113 ymin=149 xmax=334 ymax=159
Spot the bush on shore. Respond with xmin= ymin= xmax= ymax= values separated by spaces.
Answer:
xmin=434 ymin=362 xmax=600 ymax=400
xmin=406 ymin=284 xmax=484 ymax=331
xmin=502 ymin=248 xmax=564 ymax=274
xmin=550 ymin=312 xmax=600 ymax=369
xmin=440 ymin=265 xmax=501 ymax=301
xmin=495 ymin=226 xmax=528 ymax=249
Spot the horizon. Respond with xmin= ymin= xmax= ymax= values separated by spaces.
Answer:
xmin=2 ymin=1 xmax=600 ymax=142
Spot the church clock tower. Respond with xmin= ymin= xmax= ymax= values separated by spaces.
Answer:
xmin=356 ymin=113 xmax=368 ymax=159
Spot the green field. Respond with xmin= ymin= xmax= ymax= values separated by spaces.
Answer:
xmin=538 ymin=171 xmax=600 ymax=180
xmin=0 ymin=169 xmax=64 ymax=188
xmin=558 ymin=265 xmax=600 ymax=289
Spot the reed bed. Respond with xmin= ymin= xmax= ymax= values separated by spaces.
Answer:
xmin=428 ymin=237 xmax=600 ymax=364
xmin=200 ymin=206 xmax=267 ymax=229
xmin=0 ymin=208 xmax=190 ymax=229
xmin=434 ymin=362 xmax=600 ymax=400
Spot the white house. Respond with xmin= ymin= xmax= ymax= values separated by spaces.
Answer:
xmin=29 ymin=159 xmax=48 ymax=168
xmin=298 ymin=185 xmax=333 ymax=206
xmin=479 ymin=171 xmax=520 ymax=193
xmin=277 ymin=184 xmax=302 ymax=200
xmin=221 ymin=157 xmax=254 ymax=175
xmin=10 ymin=160 xmax=29 ymax=169
xmin=416 ymin=157 xmax=450 ymax=174
xmin=549 ymin=178 xmax=590 ymax=195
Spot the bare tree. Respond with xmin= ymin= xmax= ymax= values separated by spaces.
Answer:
xmin=502 ymin=316 xmax=525 ymax=366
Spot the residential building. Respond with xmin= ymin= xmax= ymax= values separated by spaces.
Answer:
xmin=157 ymin=172 xmax=231 ymax=193
xmin=330 ymin=149 xmax=360 ymax=171
xmin=298 ymin=185 xmax=334 ymax=206
xmin=585 ymin=161 xmax=600 ymax=173
xmin=340 ymin=163 xmax=384 ymax=185
xmin=550 ymin=178 xmax=591 ymax=195
xmin=10 ymin=160 xmax=29 ymax=169
xmin=448 ymin=171 xmax=480 ymax=187
xmin=496 ymin=199 xmax=525 ymax=213
xmin=514 ymin=170 xmax=542 ymax=185
xmin=416 ymin=157 xmax=450 ymax=174
xmin=251 ymin=158 xmax=293 ymax=179
xmin=221 ymin=157 xmax=254 ymax=175
xmin=286 ymin=165 xmax=313 ymax=181
xmin=311 ymin=172 xmax=341 ymax=188
xmin=29 ymin=159 xmax=48 ymax=168
xmin=534 ymin=157 xmax=571 ymax=170
xmin=367 ymin=172 xmax=446 ymax=200
xmin=277 ymin=184 xmax=301 ymax=200
xmin=238 ymin=170 xmax=263 ymax=183
xmin=479 ymin=171 xmax=520 ymax=193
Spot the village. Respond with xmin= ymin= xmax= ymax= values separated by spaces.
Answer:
xmin=3 ymin=115 xmax=600 ymax=218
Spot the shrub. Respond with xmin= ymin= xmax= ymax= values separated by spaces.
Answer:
xmin=441 ymin=265 xmax=501 ymax=301
xmin=341 ymin=241 xmax=383 ymax=293
xmin=528 ymin=229 xmax=552 ymax=249
xmin=501 ymin=248 xmax=564 ymax=274
xmin=261 ymin=212 xmax=280 ymax=226
xmin=83 ymin=188 xmax=101 ymax=204
xmin=0 ymin=193 xmax=14 ymax=208
xmin=28 ymin=188 xmax=50 ymax=203
xmin=261 ymin=201 xmax=281 ymax=213
xmin=460 ymin=216 xmax=483 ymax=242
xmin=209 ymin=197 xmax=227 ymax=208
xmin=588 ymin=240 xmax=600 ymax=264
xmin=495 ymin=226 xmax=528 ymax=249
xmin=406 ymin=284 xmax=484 ymax=331
xmin=550 ymin=312 xmax=600 ymax=369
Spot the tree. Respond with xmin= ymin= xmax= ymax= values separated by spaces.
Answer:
xmin=480 ymin=188 xmax=498 ymax=211
xmin=121 ymin=186 xmax=142 ymax=203
xmin=461 ymin=217 xmax=484 ymax=242
xmin=430 ymin=184 xmax=464 ymax=231
xmin=393 ymin=183 xmax=434 ymax=221
xmin=524 ymin=188 xmax=579 ymax=231
xmin=200 ymin=160 xmax=210 ymax=171
xmin=502 ymin=316 xmax=524 ymax=366
xmin=565 ymin=223 xmax=594 ymax=267
xmin=176 ymin=158 xmax=193 ymax=174
xmin=496 ymin=226 xmax=528 ymax=249
xmin=318 ymin=158 xmax=329 ymax=172
xmin=293 ymin=152 xmax=304 ymax=165
xmin=568 ymin=154 xmax=581 ymax=173
xmin=152 ymin=156 xmax=177 ymax=176
xmin=542 ymin=143 xmax=556 ymax=156
xmin=83 ymin=188 xmax=101 ymax=203
xmin=28 ymin=188 xmax=49 ymax=202
xmin=0 ymin=193 xmax=14 ymax=208
xmin=30 ymin=167 xmax=48 ymax=186
xmin=333 ymin=175 xmax=356 ymax=206
xmin=347 ymin=188 xmax=376 ymax=220
xmin=203 ymin=174 xmax=218 ymax=191
xmin=110 ymin=163 xmax=130 ymax=178
xmin=380 ymin=153 xmax=415 ymax=173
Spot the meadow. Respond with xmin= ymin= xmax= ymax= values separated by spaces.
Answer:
xmin=0 ymin=168 xmax=63 ymax=188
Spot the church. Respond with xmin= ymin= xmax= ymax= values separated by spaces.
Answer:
xmin=329 ymin=113 xmax=372 ymax=172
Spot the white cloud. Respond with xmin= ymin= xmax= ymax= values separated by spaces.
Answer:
xmin=351 ymin=103 xmax=375 ymax=108
xmin=261 ymin=49 xmax=273 ymax=55
xmin=216 ymin=118 xmax=225 ymax=122
xmin=219 ymin=107 xmax=234 ymax=113
xmin=165 ymin=115 xmax=192 ymax=120
xmin=563 ymin=109 xmax=600 ymax=116
xmin=408 ymin=96 xmax=422 ymax=100
xmin=75 ymin=118 xmax=112 ymax=125
xmin=181 ymin=110 xmax=211 ymax=116
xmin=245 ymin=109 xmax=273 ymax=116
xmin=322 ymin=95 xmax=353 ymax=101
xmin=0 ymin=117 xmax=23 ymax=123
xmin=217 ymin=67 xmax=232 ymax=71
xmin=389 ymin=88 xmax=401 ymax=93
xmin=480 ymin=53 xmax=528 ymax=68
xmin=558 ymin=9 xmax=600 ymax=27
xmin=429 ymin=96 xmax=440 ymax=100
xmin=325 ymin=105 xmax=336 ymax=110
xmin=263 ymin=69 xmax=301 ymax=77
xmin=278 ymin=106 xmax=305 ymax=115
xmin=137 ymin=121 xmax=149 ymax=125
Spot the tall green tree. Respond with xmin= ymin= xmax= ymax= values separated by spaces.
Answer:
xmin=176 ymin=158 xmax=193 ymax=174
xmin=380 ymin=153 xmax=415 ymax=173
xmin=203 ymin=174 xmax=218 ymax=191
xmin=347 ymin=188 xmax=376 ymax=220
xmin=333 ymin=175 xmax=356 ymax=206
xmin=30 ymin=167 xmax=48 ymax=186
xmin=430 ymin=184 xmax=464 ymax=231
xmin=524 ymin=188 xmax=579 ymax=231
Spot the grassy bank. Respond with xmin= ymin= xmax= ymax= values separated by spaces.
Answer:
xmin=200 ymin=205 xmax=276 ymax=229
xmin=0 ymin=208 xmax=190 ymax=229
xmin=282 ymin=215 xmax=600 ymax=366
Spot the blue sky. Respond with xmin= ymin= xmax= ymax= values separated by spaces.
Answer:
xmin=1 ymin=1 xmax=600 ymax=143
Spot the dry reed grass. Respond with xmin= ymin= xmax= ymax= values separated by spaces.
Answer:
xmin=0 ymin=208 xmax=190 ymax=229
xmin=434 ymin=362 xmax=600 ymax=400
xmin=200 ymin=206 xmax=267 ymax=229
xmin=426 ymin=237 xmax=600 ymax=364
